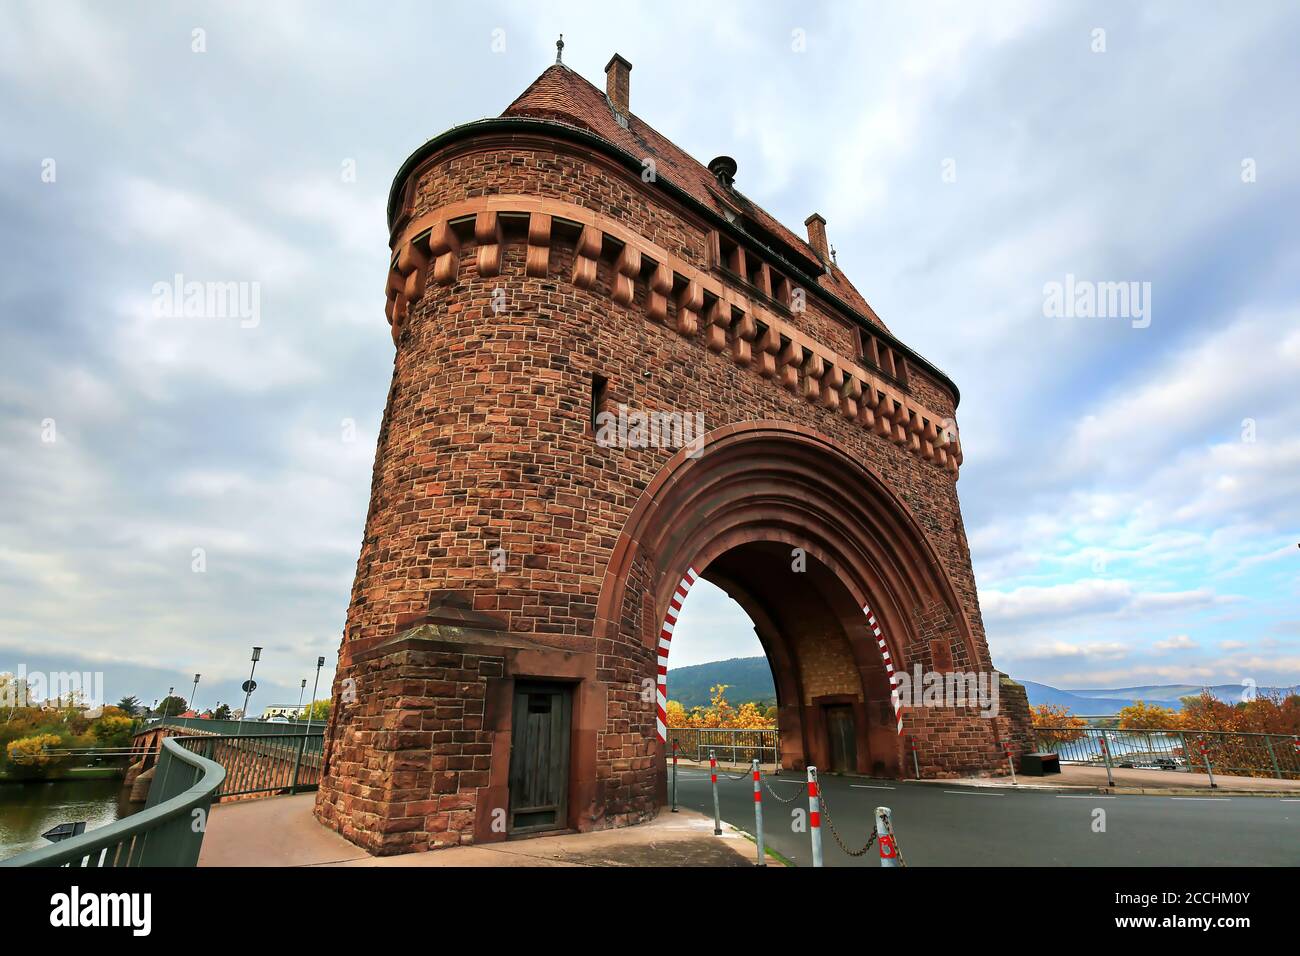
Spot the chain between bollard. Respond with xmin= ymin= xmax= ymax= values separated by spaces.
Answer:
xmin=814 ymin=784 xmax=879 ymax=858
xmin=762 ymin=778 xmax=806 ymax=803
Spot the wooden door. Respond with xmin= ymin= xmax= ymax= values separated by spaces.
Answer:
xmin=825 ymin=704 xmax=857 ymax=773
xmin=508 ymin=683 xmax=572 ymax=833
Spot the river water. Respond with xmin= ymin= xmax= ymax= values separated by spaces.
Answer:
xmin=0 ymin=778 xmax=136 ymax=861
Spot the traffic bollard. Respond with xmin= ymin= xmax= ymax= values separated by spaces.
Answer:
xmin=909 ymin=737 xmax=921 ymax=780
xmin=1099 ymin=734 xmax=1115 ymax=787
xmin=671 ymin=739 xmax=678 ymax=812
xmin=751 ymin=758 xmax=765 ymax=866
xmin=875 ymin=806 xmax=899 ymax=867
xmin=710 ymin=750 xmax=722 ymax=835
xmin=1199 ymin=737 xmax=1216 ymax=788
xmin=807 ymin=766 xmax=823 ymax=868
xmin=1004 ymin=742 xmax=1017 ymax=786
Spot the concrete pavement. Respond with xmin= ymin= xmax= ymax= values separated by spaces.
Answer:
xmin=198 ymin=794 xmax=758 ymax=867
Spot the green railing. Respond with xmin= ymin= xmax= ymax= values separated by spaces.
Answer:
xmin=1 ymin=737 xmax=225 ymax=867
xmin=1036 ymin=727 xmax=1300 ymax=779
xmin=146 ymin=716 xmax=327 ymax=737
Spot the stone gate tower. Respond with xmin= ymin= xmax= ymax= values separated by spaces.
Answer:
xmin=315 ymin=52 xmax=1033 ymax=854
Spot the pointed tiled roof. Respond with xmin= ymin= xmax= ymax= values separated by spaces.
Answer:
xmin=503 ymin=64 xmax=888 ymax=332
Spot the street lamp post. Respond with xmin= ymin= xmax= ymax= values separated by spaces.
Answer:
xmin=305 ymin=656 xmax=325 ymax=736
xmin=189 ymin=673 xmax=201 ymax=715
xmin=162 ymin=686 xmax=174 ymax=718
xmin=236 ymin=647 xmax=262 ymax=736
xmin=295 ymin=679 xmax=307 ymax=722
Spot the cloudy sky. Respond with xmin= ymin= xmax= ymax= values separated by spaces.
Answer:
xmin=1 ymin=1 xmax=1296 ymax=712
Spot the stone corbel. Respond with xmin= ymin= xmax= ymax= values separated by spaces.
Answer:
xmin=777 ymin=340 xmax=802 ymax=393
xmin=890 ymin=403 xmax=911 ymax=447
xmin=612 ymin=243 xmax=641 ymax=306
xmin=475 ymin=211 xmax=503 ymax=278
xmin=922 ymin=418 xmax=939 ymax=462
xmin=647 ymin=261 xmax=672 ymax=323
xmin=873 ymin=392 xmax=894 ymax=439
xmin=821 ymin=363 xmax=844 ymax=412
xmin=731 ymin=312 xmax=756 ymax=367
xmin=572 ymin=224 xmax=602 ymax=289
xmin=525 ymin=213 xmax=552 ymax=278
xmin=705 ymin=299 xmax=729 ymax=353
xmin=676 ymin=278 xmax=702 ymax=338
xmin=397 ymin=241 xmax=429 ymax=301
xmin=429 ymin=221 xmax=460 ymax=286
xmin=907 ymin=409 xmax=924 ymax=455
xmin=841 ymin=374 xmax=862 ymax=421
xmin=802 ymin=352 xmax=825 ymax=404
xmin=756 ymin=324 xmax=780 ymax=379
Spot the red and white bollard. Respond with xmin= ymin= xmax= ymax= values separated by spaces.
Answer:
xmin=807 ymin=766 xmax=823 ymax=868
xmin=1198 ymin=737 xmax=1216 ymax=788
xmin=671 ymin=739 xmax=679 ymax=812
xmin=875 ymin=806 xmax=899 ymax=867
xmin=751 ymin=758 xmax=765 ymax=866
xmin=710 ymin=750 xmax=722 ymax=835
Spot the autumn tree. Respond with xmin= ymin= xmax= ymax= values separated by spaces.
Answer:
xmin=1031 ymin=703 xmax=1086 ymax=745
xmin=1116 ymin=700 xmax=1180 ymax=730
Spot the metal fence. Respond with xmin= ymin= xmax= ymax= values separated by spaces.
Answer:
xmin=149 ymin=716 xmax=327 ymax=736
xmin=1036 ymin=727 xmax=1300 ymax=779
xmin=668 ymin=727 xmax=778 ymax=765
xmin=1 ymin=736 xmax=226 ymax=867
xmin=174 ymin=733 xmax=324 ymax=798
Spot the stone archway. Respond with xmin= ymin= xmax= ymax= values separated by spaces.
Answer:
xmin=594 ymin=421 xmax=990 ymax=790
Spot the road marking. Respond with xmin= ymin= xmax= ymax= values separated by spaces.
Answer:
xmin=1169 ymin=797 xmax=1232 ymax=801
xmin=942 ymin=790 xmax=1004 ymax=797
xmin=850 ymin=784 xmax=895 ymax=790
xmin=1281 ymin=799 xmax=1300 ymax=803
xmin=1057 ymin=795 xmax=1114 ymax=799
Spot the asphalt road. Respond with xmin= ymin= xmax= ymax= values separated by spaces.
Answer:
xmin=670 ymin=767 xmax=1300 ymax=866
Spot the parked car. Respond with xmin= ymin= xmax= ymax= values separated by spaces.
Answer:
xmin=266 ymin=715 xmax=291 ymax=723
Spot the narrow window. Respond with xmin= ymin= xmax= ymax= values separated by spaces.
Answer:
xmin=590 ymin=373 xmax=609 ymax=432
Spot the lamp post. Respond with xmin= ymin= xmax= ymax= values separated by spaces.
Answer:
xmin=295 ymin=679 xmax=307 ymax=722
xmin=305 ymin=656 xmax=325 ymax=735
xmin=236 ymin=647 xmax=262 ymax=736
xmin=188 ymin=673 xmax=201 ymax=715
xmin=162 ymin=686 xmax=174 ymax=718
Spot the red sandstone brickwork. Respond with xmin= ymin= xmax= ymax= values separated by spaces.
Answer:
xmin=316 ymin=65 xmax=1028 ymax=852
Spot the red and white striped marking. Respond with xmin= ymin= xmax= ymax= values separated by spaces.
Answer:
xmin=863 ymin=602 xmax=905 ymax=735
xmin=656 ymin=566 xmax=699 ymax=743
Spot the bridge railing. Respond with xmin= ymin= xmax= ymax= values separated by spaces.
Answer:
xmin=145 ymin=716 xmax=327 ymax=737
xmin=1036 ymin=726 xmax=1300 ymax=778
xmin=174 ymin=733 xmax=324 ymax=798
xmin=1 ymin=736 xmax=226 ymax=867
xmin=668 ymin=727 xmax=778 ymax=765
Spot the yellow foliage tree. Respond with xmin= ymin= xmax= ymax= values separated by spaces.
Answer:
xmin=1031 ymin=703 xmax=1086 ymax=745
xmin=6 ymin=733 xmax=66 ymax=767
xmin=1115 ymin=700 xmax=1180 ymax=730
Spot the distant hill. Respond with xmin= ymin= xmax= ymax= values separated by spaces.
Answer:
xmin=666 ymin=657 xmax=776 ymax=710
xmin=668 ymin=658 xmax=1295 ymax=715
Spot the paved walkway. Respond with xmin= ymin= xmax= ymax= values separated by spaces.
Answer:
xmin=198 ymin=795 xmax=760 ymax=867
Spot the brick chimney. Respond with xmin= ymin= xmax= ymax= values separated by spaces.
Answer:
xmin=805 ymin=213 xmax=829 ymax=262
xmin=605 ymin=53 xmax=632 ymax=115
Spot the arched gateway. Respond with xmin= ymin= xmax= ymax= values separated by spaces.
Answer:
xmin=314 ymin=53 xmax=1033 ymax=855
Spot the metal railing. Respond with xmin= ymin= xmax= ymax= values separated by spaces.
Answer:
xmin=1 ymin=737 xmax=225 ymax=867
xmin=668 ymin=727 xmax=778 ymax=765
xmin=173 ymin=733 xmax=324 ymax=797
xmin=1036 ymin=727 xmax=1300 ymax=779
xmin=146 ymin=716 xmax=327 ymax=737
